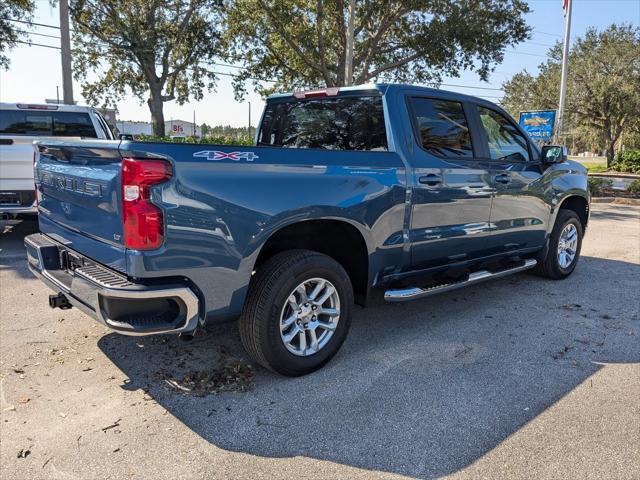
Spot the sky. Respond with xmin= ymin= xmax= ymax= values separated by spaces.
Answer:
xmin=0 ymin=0 xmax=638 ymax=127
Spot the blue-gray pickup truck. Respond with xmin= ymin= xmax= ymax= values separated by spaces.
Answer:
xmin=25 ymin=84 xmax=589 ymax=376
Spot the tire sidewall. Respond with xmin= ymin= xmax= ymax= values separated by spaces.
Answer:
xmin=549 ymin=212 xmax=583 ymax=278
xmin=259 ymin=256 xmax=353 ymax=376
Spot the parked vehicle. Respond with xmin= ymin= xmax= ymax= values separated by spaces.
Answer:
xmin=25 ymin=84 xmax=589 ymax=376
xmin=0 ymin=103 xmax=114 ymax=216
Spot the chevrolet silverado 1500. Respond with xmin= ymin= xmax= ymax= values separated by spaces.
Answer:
xmin=25 ymin=84 xmax=589 ymax=376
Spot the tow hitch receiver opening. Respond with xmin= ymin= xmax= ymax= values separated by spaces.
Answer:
xmin=49 ymin=293 xmax=72 ymax=310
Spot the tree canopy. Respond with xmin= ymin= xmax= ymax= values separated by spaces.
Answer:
xmin=71 ymin=0 xmax=223 ymax=136
xmin=502 ymin=24 xmax=640 ymax=165
xmin=0 ymin=0 xmax=35 ymax=69
xmin=221 ymin=0 xmax=531 ymax=98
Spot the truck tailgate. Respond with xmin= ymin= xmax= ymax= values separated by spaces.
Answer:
xmin=35 ymin=141 xmax=127 ymax=272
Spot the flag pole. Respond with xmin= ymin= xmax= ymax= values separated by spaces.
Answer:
xmin=555 ymin=0 xmax=572 ymax=144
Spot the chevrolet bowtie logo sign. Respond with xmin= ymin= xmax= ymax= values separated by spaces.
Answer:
xmin=193 ymin=150 xmax=259 ymax=162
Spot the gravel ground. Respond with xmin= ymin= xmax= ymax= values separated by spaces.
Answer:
xmin=1 ymin=204 xmax=639 ymax=480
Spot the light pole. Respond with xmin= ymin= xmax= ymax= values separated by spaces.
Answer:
xmin=59 ymin=0 xmax=74 ymax=105
xmin=554 ymin=0 xmax=572 ymax=144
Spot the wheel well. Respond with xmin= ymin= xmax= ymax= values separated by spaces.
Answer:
xmin=254 ymin=220 xmax=369 ymax=305
xmin=559 ymin=196 xmax=589 ymax=229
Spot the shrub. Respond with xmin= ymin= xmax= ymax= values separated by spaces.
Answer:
xmin=626 ymin=179 xmax=640 ymax=195
xmin=135 ymin=134 xmax=254 ymax=146
xmin=588 ymin=177 xmax=613 ymax=196
xmin=613 ymin=149 xmax=640 ymax=174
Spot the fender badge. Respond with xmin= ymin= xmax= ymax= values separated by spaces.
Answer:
xmin=193 ymin=150 xmax=259 ymax=162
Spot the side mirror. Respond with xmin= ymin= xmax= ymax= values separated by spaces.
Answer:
xmin=119 ymin=133 xmax=134 ymax=141
xmin=541 ymin=145 xmax=567 ymax=164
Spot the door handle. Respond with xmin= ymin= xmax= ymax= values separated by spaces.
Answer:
xmin=419 ymin=174 xmax=442 ymax=186
xmin=494 ymin=173 xmax=511 ymax=184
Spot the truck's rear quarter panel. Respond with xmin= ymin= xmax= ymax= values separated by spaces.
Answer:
xmin=122 ymin=142 xmax=407 ymax=320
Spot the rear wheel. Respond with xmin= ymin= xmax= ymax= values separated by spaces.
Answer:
xmin=239 ymin=250 xmax=353 ymax=376
xmin=535 ymin=209 xmax=583 ymax=279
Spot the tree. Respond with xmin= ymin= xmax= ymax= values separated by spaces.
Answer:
xmin=502 ymin=24 xmax=640 ymax=167
xmin=0 ymin=0 xmax=35 ymax=69
xmin=222 ymin=0 xmax=531 ymax=98
xmin=71 ymin=0 xmax=222 ymax=136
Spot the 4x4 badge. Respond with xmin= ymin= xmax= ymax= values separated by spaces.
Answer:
xmin=193 ymin=150 xmax=259 ymax=162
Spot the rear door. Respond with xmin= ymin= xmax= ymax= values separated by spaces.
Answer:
xmin=473 ymin=104 xmax=549 ymax=253
xmin=406 ymin=96 xmax=494 ymax=270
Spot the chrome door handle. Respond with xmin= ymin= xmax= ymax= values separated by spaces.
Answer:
xmin=494 ymin=173 xmax=511 ymax=184
xmin=419 ymin=174 xmax=442 ymax=186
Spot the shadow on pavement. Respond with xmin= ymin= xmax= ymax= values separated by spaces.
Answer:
xmin=98 ymin=255 xmax=640 ymax=479
xmin=589 ymin=207 xmax=640 ymax=221
xmin=0 ymin=218 xmax=39 ymax=280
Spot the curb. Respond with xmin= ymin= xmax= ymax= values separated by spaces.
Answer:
xmin=591 ymin=197 xmax=640 ymax=205
xmin=588 ymin=172 xmax=640 ymax=179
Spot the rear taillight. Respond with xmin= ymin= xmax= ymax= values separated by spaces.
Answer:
xmin=121 ymin=157 xmax=173 ymax=250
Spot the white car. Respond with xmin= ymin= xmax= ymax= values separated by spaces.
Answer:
xmin=0 ymin=103 xmax=114 ymax=216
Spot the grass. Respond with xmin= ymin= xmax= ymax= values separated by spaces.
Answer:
xmin=579 ymin=162 xmax=609 ymax=173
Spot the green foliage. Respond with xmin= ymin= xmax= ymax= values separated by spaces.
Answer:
xmin=70 ymin=0 xmax=223 ymax=136
xmin=587 ymin=177 xmax=613 ymax=196
xmin=221 ymin=0 xmax=531 ymax=98
xmin=579 ymin=162 xmax=607 ymax=173
xmin=613 ymin=149 xmax=640 ymax=174
xmin=200 ymin=124 xmax=256 ymax=139
xmin=502 ymin=24 xmax=640 ymax=167
xmin=136 ymin=134 xmax=254 ymax=146
xmin=626 ymin=179 xmax=640 ymax=195
xmin=0 ymin=0 xmax=35 ymax=69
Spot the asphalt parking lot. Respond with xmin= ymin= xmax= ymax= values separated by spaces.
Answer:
xmin=1 ymin=203 xmax=639 ymax=480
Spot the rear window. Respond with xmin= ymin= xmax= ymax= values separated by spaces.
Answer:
xmin=258 ymin=96 xmax=387 ymax=151
xmin=408 ymin=97 xmax=473 ymax=158
xmin=0 ymin=110 xmax=98 ymax=137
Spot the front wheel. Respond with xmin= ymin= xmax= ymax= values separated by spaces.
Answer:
xmin=535 ymin=209 xmax=584 ymax=279
xmin=239 ymin=250 xmax=353 ymax=376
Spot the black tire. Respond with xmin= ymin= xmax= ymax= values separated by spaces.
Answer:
xmin=534 ymin=209 xmax=583 ymax=279
xmin=239 ymin=249 xmax=353 ymax=376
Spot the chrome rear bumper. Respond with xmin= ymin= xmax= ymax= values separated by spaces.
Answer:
xmin=25 ymin=233 xmax=200 ymax=336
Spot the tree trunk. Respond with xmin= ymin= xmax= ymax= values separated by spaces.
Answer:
xmin=603 ymin=120 xmax=615 ymax=168
xmin=605 ymin=146 xmax=615 ymax=168
xmin=147 ymin=89 xmax=165 ymax=137
xmin=343 ymin=0 xmax=355 ymax=86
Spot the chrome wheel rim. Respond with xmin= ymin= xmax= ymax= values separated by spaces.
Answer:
xmin=279 ymin=277 xmax=340 ymax=357
xmin=557 ymin=223 xmax=578 ymax=268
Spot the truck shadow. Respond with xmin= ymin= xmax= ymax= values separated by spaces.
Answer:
xmin=97 ymin=255 xmax=639 ymax=479
xmin=0 ymin=218 xmax=40 ymax=280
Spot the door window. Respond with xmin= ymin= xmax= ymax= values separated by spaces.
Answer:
xmin=408 ymin=98 xmax=473 ymax=158
xmin=478 ymin=107 xmax=530 ymax=162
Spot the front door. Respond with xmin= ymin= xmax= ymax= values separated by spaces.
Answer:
xmin=474 ymin=105 xmax=550 ymax=253
xmin=406 ymin=96 xmax=494 ymax=270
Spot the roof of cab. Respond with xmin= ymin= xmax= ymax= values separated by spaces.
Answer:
xmin=0 ymin=102 xmax=97 ymax=112
xmin=266 ymin=82 xmax=498 ymax=105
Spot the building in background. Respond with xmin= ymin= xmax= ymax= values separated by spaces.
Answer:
xmin=117 ymin=119 xmax=201 ymax=138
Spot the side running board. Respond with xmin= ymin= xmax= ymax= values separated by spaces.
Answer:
xmin=384 ymin=259 xmax=537 ymax=302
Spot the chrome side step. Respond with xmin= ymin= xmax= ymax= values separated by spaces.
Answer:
xmin=384 ymin=259 xmax=537 ymax=302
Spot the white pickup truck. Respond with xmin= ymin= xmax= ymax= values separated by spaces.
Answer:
xmin=0 ymin=103 xmax=114 ymax=216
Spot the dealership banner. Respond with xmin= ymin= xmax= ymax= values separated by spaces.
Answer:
xmin=518 ymin=110 xmax=556 ymax=141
